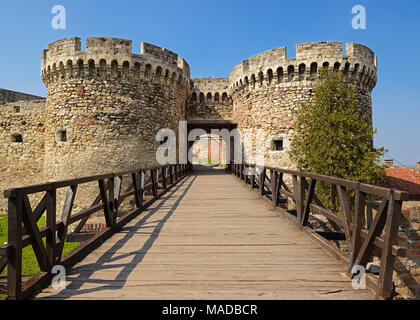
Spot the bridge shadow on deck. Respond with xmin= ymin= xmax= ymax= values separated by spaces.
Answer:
xmin=36 ymin=175 xmax=197 ymax=299
xmin=36 ymin=163 xmax=374 ymax=300
xmin=191 ymin=164 xmax=229 ymax=176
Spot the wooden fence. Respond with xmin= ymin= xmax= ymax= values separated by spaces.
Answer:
xmin=231 ymin=163 xmax=420 ymax=299
xmin=0 ymin=164 xmax=189 ymax=300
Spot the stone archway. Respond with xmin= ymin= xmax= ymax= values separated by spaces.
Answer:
xmin=186 ymin=120 xmax=238 ymax=171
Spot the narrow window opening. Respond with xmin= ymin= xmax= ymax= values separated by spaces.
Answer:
xmin=11 ymin=133 xmax=23 ymax=143
xmin=310 ymin=62 xmax=318 ymax=80
xmin=273 ymin=139 xmax=283 ymax=151
xmin=14 ymin=106 xmax=20 ymax=113
xmin=287 ymin=66 xmax=295 ymax=82
xmin=298 ymin=64 xmax=306 ymax=81
xmin=277 ymin=67 xmax=283 ymax=83
xmin=59 ymin=130 xmax=67 ymax=142
xmin=268 ymin=69 xmax=273 ymax=85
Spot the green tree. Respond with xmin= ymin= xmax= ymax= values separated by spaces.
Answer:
xmin=289 ymin=69 xmax=388 ymax=211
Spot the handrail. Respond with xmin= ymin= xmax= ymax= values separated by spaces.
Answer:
xmin=1 ymin=163 xmax=190 ymax=300
xmin=231 ymin=163 xmax=418 ymax=299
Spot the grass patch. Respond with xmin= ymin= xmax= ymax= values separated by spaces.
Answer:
xmin=0 ymin=214 xmax=79 ymax=299
xmin=192 ymin=158 xmax=219 ymax=164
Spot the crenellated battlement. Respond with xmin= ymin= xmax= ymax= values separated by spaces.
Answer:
xmin=190 ymin=77 xmax=231 ymax=105
xmin=41 ymin=37 xmax=191 ymax=89
xmin=229 ymin=41 xmax=378 ymax=93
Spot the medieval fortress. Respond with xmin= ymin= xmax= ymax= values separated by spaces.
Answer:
xmin=0 ymin=37 xmax=377 ymax=213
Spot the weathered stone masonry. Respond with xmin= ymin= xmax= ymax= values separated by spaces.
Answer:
xmin=41 ymin=37 xmax=190 ymax=181
xmin=0 ymin=88 xmax=43 ymax=103
xmin=0 ymin=38 xmax=377 ymax=213
xmin=188 ymin=77 xmax=233 ymax=121
xmin=2 ymin=37 xmax=419 ymax=299
xmin=229 ymin=41 xmax=377 ymax=168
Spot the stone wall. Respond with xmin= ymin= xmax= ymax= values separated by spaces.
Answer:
xmin=229 ymin=41 xmax=377 ymax=168
xmin=0 ymin=99 xmax=46 ymax=213
xmin=187 ymin=77 xmax=233 ymax=120
xmin=0 ymin=39 xmax=379 ymax=214
xmin=394 ymin=203 xmax=420 ymax=299
xmin=0 ymin=88 xmax=44 ymax=103
xmin=41 ymin=37 xmax=190 ymax=181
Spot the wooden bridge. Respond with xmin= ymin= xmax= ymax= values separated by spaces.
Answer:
xmin=1 ymin=163 xmax=419 ymax=300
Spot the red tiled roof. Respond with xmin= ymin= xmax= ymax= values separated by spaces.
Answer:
xmin=386 ymin=167 xmax=420 ymax=194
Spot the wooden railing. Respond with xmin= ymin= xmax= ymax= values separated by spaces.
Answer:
xmin=231 ymin=163 xmax=420 ymax=300
xmin=0 ymin=164 xmax=189 ymax=300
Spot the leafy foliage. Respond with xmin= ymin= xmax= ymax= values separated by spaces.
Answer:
xmin=289 ymin=69 xmax=388 ymax=210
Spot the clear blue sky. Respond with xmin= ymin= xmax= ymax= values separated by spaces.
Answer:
xmin=0 ymin=0 xmax=419 ymax=166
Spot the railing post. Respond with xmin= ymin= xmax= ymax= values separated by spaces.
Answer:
xmin=99 ymin=179 xmax=112 ymax=229
xmin=7 ymin=189 xmax=23 ymax=300
xmin=351 ymin=183 xmax=366 ymax=271
xmin=162 ymin=167 xmax=167 ymax=190
xmin=140 ymin=170 xmax=145 ymax=203
xmin=271 ymin=170 xmax=278 ymax=208
xmin=107 ymin=176 xmax=114 ymax=227
xmin=377 ymin=190 xmax=402 ymax=299
xmin=113 ymin=176 xmax=122 ymax=225
xmin=244 ymin=165 xmax=249 ymax=184
xmin=250 ymin=167 xmax=255 ymax=189
xmin=46 ymin=185 xmax=57 ymax=266
xmin=259 ymin=168 xmax=266 ymax=196
xmin=169 ymin=166 xmax=174 ymax=185
xmin=301 ymin=179 xmax=316 ymax=227
xmin=151 ymin=169 xmax=158 ymax=197
xmin=299 ymin=176 xmax=305 ymax=224
xmin=291 ymin=175 xmax=305 ymax=224
xmin=132 ymin=172 xmax=141 ymax=208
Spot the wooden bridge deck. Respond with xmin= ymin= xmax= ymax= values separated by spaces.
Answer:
xmin=35 ymin=165 xmax=373 ymax=300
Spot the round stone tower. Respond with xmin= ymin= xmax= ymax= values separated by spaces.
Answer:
xmin=228 ymin=41 xmax=378 ymax=168
xmin=41 ymin=37 xmax=190 ymax=180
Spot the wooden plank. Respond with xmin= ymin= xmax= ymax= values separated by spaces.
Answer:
xmin=113 ymin=176 xmax=123 ymax=225
xmin=68 ymin=203 xmax=104 ymax=225
xmin=151 ymin=169 xmax=158 ymax=197
xmin=56 ymin=185 xmax=78 ymax=262
xmin=301 ymin=179 xmax=316 ymax=227
xmin=21 ymin=194 xmax=50 ymax=272
xmin=33 ymin=194 xmax=47 ymax=223
xmin=132 ymin=172 xmax=141 ymax=208
xmin=377 ymin=191 xmax=402 ymax=299
xmin=351 ymin=184 xmax=366 ymax=270
xmin=309 ymin=204 xmax=343 ymax=227
xmin=259 ymin=168 xmax=266 ymax=196
xmin=336 ymin=185 xmax=354 ymax=257
xmin=45 ymin=188 xmax=57 ymax=267
xmin=270 ymin=170 xmax=278 ymax=208
xmin=35 ymin=166 xmax=373 ymax=301
xmin=99 ymin=179 xmax=112 ymax=229
xmin=0 ymin=255 xmax=8 ymax=274
xmin=73 ymin=180 xmax=109 ymax=234
xmin=355 ymin=196 xmax=389 ymax=267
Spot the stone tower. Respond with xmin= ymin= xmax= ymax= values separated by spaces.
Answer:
xmin=0 ymin=39 xmax=379 ymax=213
xmin=41 ymin=37 xmax=191 ymax=180
xmin=228 ymin=41 xmax=377 ymax=168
